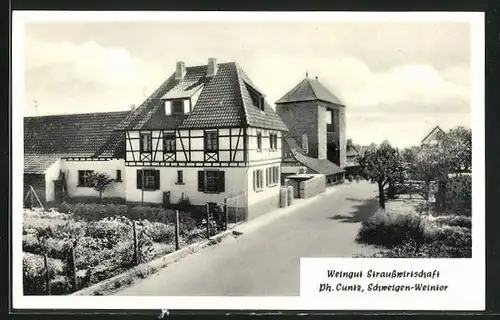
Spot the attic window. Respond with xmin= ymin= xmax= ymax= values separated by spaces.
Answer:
xmin=165 ymin=99 xmax=190 ymax=116
xmin=246 ymin=83 xmax=266 ymax=112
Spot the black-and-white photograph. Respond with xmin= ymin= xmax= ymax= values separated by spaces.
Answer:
xmin=13 ymin=11 xmax=483 ymax=310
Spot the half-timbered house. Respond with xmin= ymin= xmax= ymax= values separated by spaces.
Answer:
xmin=121 ymin=59 xmax=288 ymax=219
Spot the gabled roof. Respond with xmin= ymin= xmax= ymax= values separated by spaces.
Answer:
xmin=24 ymin=111 xmax=132 ymax=173
xmin=282 ymin=137 xmax=343 ymax=175
xmin=125 ymin=62 xmax=288 ymax=131
xmin=421 ymin=125 xmax=446 ymax=145
xmin=275 ymin=77 xmax=344 ymax=106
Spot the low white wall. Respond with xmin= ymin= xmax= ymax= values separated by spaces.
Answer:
xmin=44 ymin=159 xmax=61 ymax=202
xmin=61 ymin=159 xmax=126 ymax=199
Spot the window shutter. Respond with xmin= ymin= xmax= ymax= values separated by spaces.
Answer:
xmin=183 ymin=99 xmax=190 ymax=114
xmin=137 ymin=170 xmax=143 ymax=189
xmin=198 ymin=171 xmax=205 ymax=192
xmin=154 ymin=170 xmax=160 ymax=190
xmin=218 ymin=171 xmax=225 ymax=192
xmin=253 ymin=171 xmax=256 ymax=191
xmin=165 ymin=100 xmax=172 ymax=115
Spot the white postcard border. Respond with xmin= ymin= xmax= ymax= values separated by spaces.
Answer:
xmin=12 ymin=11 xmax=485 ymax=311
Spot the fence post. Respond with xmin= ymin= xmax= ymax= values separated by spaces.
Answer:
xmin=133 ymin=221 xmax=139 ymax=265
xmin=70 ymin=245 xmax=77 ymax=292
xmin=224 ymin=199 xmax=228 ymax=231
xmin=175 ymin=210 xmax=180 ymax=251
xmin=205 ymin=202 xmax=210 ymax=239
xmin=43 ymin=253 xmax=51 ymax=295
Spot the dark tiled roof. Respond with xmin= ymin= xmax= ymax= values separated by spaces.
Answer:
xmin=24 ymin=111 xmax=131 ymax=167
xmin=276 ymin=77 xmax=344 ymax=106
xmin=129 ymin=62 xmax=287 ymax=131
xmin=24 ymin=153 xmax=63 ymax=174
xmin=283 ymin=137 xmax=343 ymax=175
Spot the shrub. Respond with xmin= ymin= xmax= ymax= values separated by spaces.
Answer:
xmin=23 ymin=252 xmax=66 ymax=295
xmin=431 ymin=215 xmax=471 ymax=228
xmin=444 ymin=175 xmax=471 ymax=216
xmin=356 ymin=209 xmax=424 ymax=248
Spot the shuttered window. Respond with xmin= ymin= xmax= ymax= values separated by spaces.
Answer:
xmin=172 ymin=100 xmax=184 ymax=115
xmin=137 ymin=169 xmax=160 ymax=190
xmin=197 ymin=170 xmax=225 ymax=193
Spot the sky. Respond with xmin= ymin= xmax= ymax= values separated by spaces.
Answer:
xmin=21 ymin=19 xmax=472 ymax=147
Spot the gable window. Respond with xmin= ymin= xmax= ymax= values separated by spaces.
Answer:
xmin=136 ymin=169 xmax=160 ymax=190
xmin=253 ymin=169 xmax=263 ymax=191
xmin=172 ymin=100 xmax=184 ymax=115
xmin=140 ymin=133 xmax=152 ymax=153
xmin=163 ymin=132 xmax=176 ymax=152
xmin=116 ymin=169 xmax=122 ymax=182
xmin=176 ymin=170 xmax=184 ymax=184
xmin=78 ymin=170 xmax=94 ymax=187
xmin=198 ymin=170 xmax=225 ymax=193
xmin=257 ymin=131 xmax=262 ymax=151
xmin=204 ymin=131 xmax=218 ymax=152
xmin=270 ymin=133 xmax=278 ymax=151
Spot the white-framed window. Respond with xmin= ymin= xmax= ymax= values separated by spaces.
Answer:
xmin=78 ymin=170 xmax=94 ymax=187
xmin=270 ymin=133 xmax=278 ymax=151
xmin=253 ymin=169 xmax=263 ymax=191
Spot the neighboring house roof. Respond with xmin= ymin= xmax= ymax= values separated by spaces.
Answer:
xmin=282 ymin=137 xmax=344 ymax=176
xmin=421 ymin=125 xmax=446 ymax=145
xmin=24 ymin=111 xmax=132 ymax=173
xmin=275 ymin=77 xmax=344 ymax=106
xmin=125 ymin=62 xmax=288 ymax=132
xmin=24 ymin=153 xmax=62 ymax=174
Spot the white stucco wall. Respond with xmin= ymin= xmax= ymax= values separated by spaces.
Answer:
xmin=61 ymin=159 xmax=126 ymax=199
xmin=44 ymin=159 xmax=61 ymax=202
xmin=124 ymin=166 xmax=248 ymax=206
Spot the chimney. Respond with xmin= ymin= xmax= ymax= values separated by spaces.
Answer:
xmin=175 ymin=61 xmax=186 ymax=80
xmin=301 ymin=134 xmax=309 ymax=154
xmin=347 ymin=139 xmax=352 ymax=146
xmin=207 ymin=58 xmax=218 ymax=78
xmin=130 ymin=104 xmax=136 ymax=111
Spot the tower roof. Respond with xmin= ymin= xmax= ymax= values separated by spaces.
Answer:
xmin=275 ymin=77 xmax=344 ymax=106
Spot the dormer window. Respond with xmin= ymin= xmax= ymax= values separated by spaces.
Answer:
xmin=164 ymin=99 xmax=191 ymax=116
xmin=172 ymin=100 xmax=183 ymax=114
xmin=259 ymin=97 xmax=265 ymax=112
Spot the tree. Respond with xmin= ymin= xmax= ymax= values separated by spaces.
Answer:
xmin=357 ymin=141 xmax=405 ymax=209
xmin=85 ymin=172 xmax=115 ymax=201
xmin=403 ymin=126 xmax=471 ymax=211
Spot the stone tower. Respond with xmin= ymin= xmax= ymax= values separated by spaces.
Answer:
xmin=275 ymin=76 xmax=346 ymax=168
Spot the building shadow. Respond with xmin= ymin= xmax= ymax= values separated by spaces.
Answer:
xmin=328 ymin=198 xmax=379 ymax=223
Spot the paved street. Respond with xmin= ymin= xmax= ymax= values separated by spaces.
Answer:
xmin=115 ymin=181 xmax=380 ymax=296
